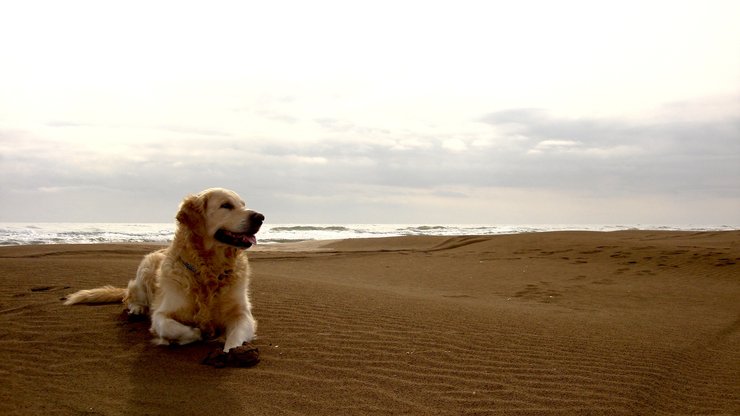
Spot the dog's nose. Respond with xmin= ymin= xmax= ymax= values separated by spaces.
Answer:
xmin=249 ymin=211 xmax=265 ymax=225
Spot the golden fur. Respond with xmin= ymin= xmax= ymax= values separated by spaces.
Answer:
xmin=65 ymin=188 xmax=264 ymax=352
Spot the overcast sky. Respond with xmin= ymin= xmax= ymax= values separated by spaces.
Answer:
xmin=1 ymin=0 xmax=739 ymax=225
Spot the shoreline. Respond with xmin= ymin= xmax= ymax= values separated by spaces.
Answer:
xmin=2 ymin=223 xmax=738 ymax=247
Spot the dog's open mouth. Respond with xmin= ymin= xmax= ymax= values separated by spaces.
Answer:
xmin=215 ymin=229 xmax=257 ymax=248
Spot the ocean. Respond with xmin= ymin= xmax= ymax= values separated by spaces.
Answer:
xmin=0 ymin=223 xmax=736 ymax=246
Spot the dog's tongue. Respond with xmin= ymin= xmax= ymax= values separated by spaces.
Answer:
xmin=242 ymin=234 xmax=257 ymax=245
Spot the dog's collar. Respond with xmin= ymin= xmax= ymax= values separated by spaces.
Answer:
xmin=180 ymin=257 xmax=198 ymax=274
xmin=179 ymin=257 xmax=232 ymax=281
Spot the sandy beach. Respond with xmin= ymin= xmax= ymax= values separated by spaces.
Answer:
xmin=0 ymin=231 xmax=738 ymax=415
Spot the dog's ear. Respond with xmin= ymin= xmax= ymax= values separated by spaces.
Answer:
xmin=176 ymin=194 xmax=208 ymax=240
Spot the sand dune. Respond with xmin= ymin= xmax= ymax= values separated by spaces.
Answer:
xmin=1 ymin=231 xmax=738 ymax=415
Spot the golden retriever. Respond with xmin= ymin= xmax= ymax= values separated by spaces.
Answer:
xmin=64 ymin=188 xmax=264 ymax=353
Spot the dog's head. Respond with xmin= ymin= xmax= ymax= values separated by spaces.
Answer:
xmin=176 ymin=188 xmax=264 ymax=249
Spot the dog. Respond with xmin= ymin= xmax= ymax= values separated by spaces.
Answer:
xmin=64 ymin=188 xmax=264 ymax=353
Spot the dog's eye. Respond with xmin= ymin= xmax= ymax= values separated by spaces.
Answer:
xmin=220 ymin=202 xmax=235 ymax=210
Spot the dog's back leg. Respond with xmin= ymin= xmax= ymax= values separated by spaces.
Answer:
xmin=124 ymin=249 xmax=165 ymax=315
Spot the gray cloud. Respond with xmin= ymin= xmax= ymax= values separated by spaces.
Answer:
xmin=477 ymin=107 xmax=740 ymax=193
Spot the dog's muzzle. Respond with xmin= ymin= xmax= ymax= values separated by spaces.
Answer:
xmin=215 ymin=211 xmax=264 ymax=248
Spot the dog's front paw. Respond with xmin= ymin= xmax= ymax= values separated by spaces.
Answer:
xmin=177 ymin=327 xmax=202 ymax=345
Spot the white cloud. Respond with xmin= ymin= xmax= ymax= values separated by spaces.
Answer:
xmin=442 ymin=139 xmax=468 ymax=152
xmin=287 ymin=155 xmax=329 ymax=165
xmin=528 ymin=140 xmax=580 ymax=154
xmin=390 ymin=138 xmax=432 ymax=151
xmin=579 ymin=145 xmax=643 ymax=158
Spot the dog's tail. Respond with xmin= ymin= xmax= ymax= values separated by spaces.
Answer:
xmin=63 ymin=286 xmax=127 ymax=305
